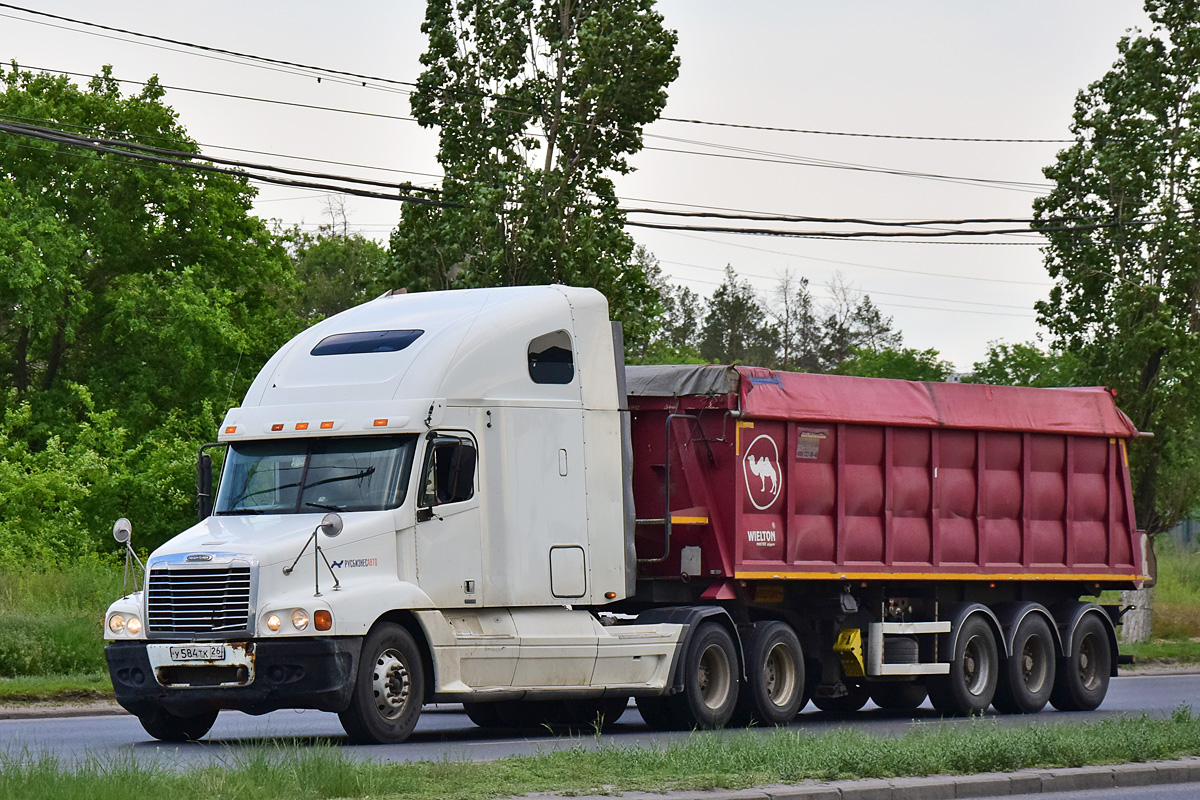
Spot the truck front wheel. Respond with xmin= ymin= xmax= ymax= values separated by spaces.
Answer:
xmin=137 ymin=707 xmax=218 ymax=742
xmin=339 ymin=623 xmax=425 ymax=744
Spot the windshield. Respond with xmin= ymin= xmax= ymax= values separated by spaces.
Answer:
xmin=214 ymin=435 xmax=417 ymax=515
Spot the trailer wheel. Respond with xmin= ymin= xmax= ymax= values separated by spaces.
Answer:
xmin=732 ymin=621 xmax=804 ymax=726
xmin=869 ymin=681 xmax=928 ymax=711
xmin=811 ymin=682 xmax=869 ymax=713
xmin=928 ymin=614 xmax=998 ymax=716
xmin=339 ymin=623 xmax=425 ymax=744
xmin=137 ymin=707 xmax=218 ymax=742
xmin=993 ymin=614 xmax=1056 ymax=714
xmin=1049 ymin=613 xmax=1111 ymax=712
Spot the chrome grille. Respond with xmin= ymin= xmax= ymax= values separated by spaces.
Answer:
xmin=146 ymin=566 xmax=252 ymax=634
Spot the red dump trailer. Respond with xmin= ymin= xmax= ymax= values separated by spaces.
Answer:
xmin=624 ymin=365 xmax=1150 ymax=720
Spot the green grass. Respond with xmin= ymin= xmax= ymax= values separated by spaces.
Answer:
xmin=0 ymin=561 xmax=121 ymax=692
xmin=4 ymin=710 xmax=1200 ymax=800
xmin=0 ymin=672 xmax=112 ymax=703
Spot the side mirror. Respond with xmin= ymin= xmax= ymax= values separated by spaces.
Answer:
xmin=113 ymin=518 xmax=132 ymax=545
xmin=319 ymin=512 xmax=343 ymax=538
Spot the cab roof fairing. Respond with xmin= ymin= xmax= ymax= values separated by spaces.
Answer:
xmin=225 ymin=286 xmax=619 ymax=427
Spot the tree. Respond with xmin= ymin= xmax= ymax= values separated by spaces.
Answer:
xmin=699 ymin=267 xmax=779 ymax=366
xmin=772 ymin=271 xmax=823 ymax=372
xmin=389 ymin=0 xmax=679 ymax=349
xmin=836 ymin=346 xmax=954 ymax=382
xmin=0 ymin=65 xmax=303 ymax=555
xmin=968 ymin=341 xmax=1079 ymax=388
xmin=0 ymin=65 xmax=298 ymax=433
xmin=629 ymin=246 xmax=703 ymax=364
xmin=1032 ymin=1 xmax=1200 ymax=534
xmin=819 ymin=275 xmax=901 ymax=369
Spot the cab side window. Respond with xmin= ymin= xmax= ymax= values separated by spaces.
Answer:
xmin=419 ymin=435 xmax=476 ymax=507
xmin=528 ymin=330 xmax=574 ymax=384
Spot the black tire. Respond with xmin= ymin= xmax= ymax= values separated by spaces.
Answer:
xmin=1049 ymin=613 xmax=1112 ymax=712
xmin=993 ymin=614 xmax=1056 ymax=714
xmin=811 ymin=682 xmax=869 ymax=713
xmin=339 ymin=623 xmax=425 ymax=744
xmin=563 ymin=696 xmax=629 ymax=730
xmin=464 ymin=701 xmax=505 ymax=728
xmin=137 ymin=707 xmax=218 ymax=742
xmin=869 ymin=681 xmax=928 ymax=711
xmin=927 ymin=614 xmax=998 ymax=716
xmin=636 ymin=695 xmax=681 ymax=730
xmin=732 ymin=621 xmax=805 ymax=726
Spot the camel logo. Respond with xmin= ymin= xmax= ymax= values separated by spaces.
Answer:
xmin=742 ymin=434 xmax=782 ymax=511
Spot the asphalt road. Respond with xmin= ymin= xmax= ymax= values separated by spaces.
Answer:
xmin=2 ymin=673 xmax=1198 ymax=770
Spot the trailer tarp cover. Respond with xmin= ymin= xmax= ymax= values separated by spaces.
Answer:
xmin=734 ymin=366 xmax=1139 ymax=438
xmin=626 ymin=364 xmax=740 ymax=398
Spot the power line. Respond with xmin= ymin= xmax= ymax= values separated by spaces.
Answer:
xmin=656 ymin=116 xmax=1071 ymax=144
xmin=0 ymin=3 xmax=1069 ymax=147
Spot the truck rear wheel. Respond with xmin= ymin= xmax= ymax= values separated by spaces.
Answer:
xmin=639 ymin=622 xmax=739 ymax=730
xmin=811 ymin=682 xmax=869 ymax=713
xmin=339 ymin=623 xmax=425 ymax=744
xmin=928 ymin=614 xmax=998 ymax=716
xmin=869 ymin=681 xmax=928 ymax=711
xmin=137 ymin=707 xmax=218 ymax=742
xmin=1049 ymin=614 xmax=1111 ymax=712
xmin=732 ymin=621 xmax=805 ymax=725
xmin=993 ymin=614 xmax=1056 ymax=714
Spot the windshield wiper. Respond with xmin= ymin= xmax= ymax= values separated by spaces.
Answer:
xmin=305 ymin=501 xmax=344 ymax=512
xmin=303 ymin=466 xmax=376 ymax=491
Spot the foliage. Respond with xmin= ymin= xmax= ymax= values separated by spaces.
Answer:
xmin=8 ymin=713 xmax=1200 ymax=798
xmin=836 ymin=346 xmax=954 ymax=381
xmin=389 ymin=0 xmax=679 ymax=349
xmin=279 ymin=225 xmax=390 ymax=323
xmin=1032 ymin=2 xmax=1200 ymax=532
xmin=628 ymin=247 xmax=704 ymax=364
xmin=699 ymin=267 xmax=779 ymax=366
xmin=968 ymin=341 xmax=1079 ymax=388
xmin=0 ymin=66 xmax=305 ymax=558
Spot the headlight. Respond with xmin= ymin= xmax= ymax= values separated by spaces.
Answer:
xmin=291 ymin=609 xmax=310 ymax=631
xmin=108 ymin=614 xmax=126 ymax=634
xmin=126 ymin=616 xmax=142 ymax=635
xmin=266 ymin=614 xmax=282 ymax=632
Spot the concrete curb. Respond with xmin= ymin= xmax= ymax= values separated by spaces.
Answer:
xmin=544 ymin=757 xmax=1200 ymax=800
xmin=0 ymin=702 xmax=125 ymax=720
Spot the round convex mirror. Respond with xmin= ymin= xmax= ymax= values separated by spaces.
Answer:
xmin=320 ymin=512 xmax=343 ymax=538
xmin=112 ymin=518 xmax=132 ymax=544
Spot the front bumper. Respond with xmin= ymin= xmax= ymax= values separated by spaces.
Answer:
xmin=106 ymin=637 xmax=361 ymax=718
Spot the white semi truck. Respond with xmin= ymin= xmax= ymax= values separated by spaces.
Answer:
xmin=106 ymin=286 xmax=705 ymax=743
xmin=105 ymin=284 xmax=1146 ymax=743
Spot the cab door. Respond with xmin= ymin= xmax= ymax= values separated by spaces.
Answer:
xmin=413 ymin=431 xmax=484 ymax=607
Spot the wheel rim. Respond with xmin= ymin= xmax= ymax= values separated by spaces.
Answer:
xmin=372 ymin=648 xmax=412 ymax=720
xmin=961 ymin=634 xmax=991 ymax=696
xmin=762 ymin=642 xmax=799 ymax=708
xmin=1021 ymin=633 xmax=1050 ymax=694
xmin=697 ymin=643 xmax=732 ymax=710
xmin=1077 ymin=632 xmax=1102 ymax=691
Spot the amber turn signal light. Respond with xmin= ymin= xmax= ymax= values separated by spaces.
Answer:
xmin=314 ymin=610 xmax=333 ymax=631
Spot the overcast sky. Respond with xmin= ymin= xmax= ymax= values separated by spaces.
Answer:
xmin=0 ymin=1 xmax=1155 ymax=369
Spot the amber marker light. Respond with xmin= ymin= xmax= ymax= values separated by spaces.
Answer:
xmin=224 ymin=426 xmax=237 ymax=434
xmin=320 ymin=421 xmax=334 ymax=430
xmin=604 ymin=592 xmax=617 ymax=600
xmin=295 ymin=422 xmax=309 ymax=431
xmin=271 ymin=423 xmax=284 ymax=431
xmin=314 ymin=610 xmax=333 ymax=631
xmin=373 ymin=419 xmax=388 ymax=427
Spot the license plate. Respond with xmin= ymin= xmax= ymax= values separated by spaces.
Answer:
xmin=169 ymin=645 xmax=226 ymax=661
